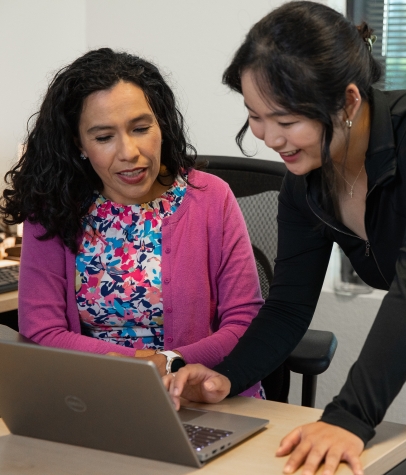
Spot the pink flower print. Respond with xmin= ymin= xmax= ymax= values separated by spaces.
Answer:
xmin=144 ymin=211 xmax=159 ymax=228
xmin=112 ymin=220 xmax=122 ymax=231
xmin=130 ymin=268 xmax=146 ymax=283
xmin=115 ymin=243 xmax=136 ymax=260
xmin=88 ymin=275 xmax=101 ymax=288
xmin=85 ymin=286 xmax=102 ymax=305
xmin=114 ymin=247 xmax=124 ymax=258
xmin=123 ymin=284 xmax=134 ymax=298
xmin=138 ymin=309 xmax=152 ymax=323
xmin=122 ymin=213 xmax=133 ymax=225
xmin=104 ymin=294 xmax=117 ymax=306
xmin=145 ymin=286 xmax=161 ymax=305
xmin=123 ymin=308 xmax=134 ymax=320
xmin=162 ymin=200 xmax=171 ymax=213
xmin=95 ymin=202 xmax=111 ymax=219
xmin=78 ymin=309 xmax=94 ymax=324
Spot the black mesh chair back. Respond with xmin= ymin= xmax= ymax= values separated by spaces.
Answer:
xmin=202 ymin=155 xmax=337 ymax=407
xmin=201 ymin=156 xmax=283 ymax=281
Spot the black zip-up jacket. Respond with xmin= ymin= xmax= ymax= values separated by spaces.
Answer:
xmin=214 ymin=88 xmax=406 ymax=444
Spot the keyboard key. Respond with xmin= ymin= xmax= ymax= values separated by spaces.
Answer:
xmin=0 ymin=265 xmax=19 ymax=293
xmin=183 ymin=423 xmax=233 ymax=450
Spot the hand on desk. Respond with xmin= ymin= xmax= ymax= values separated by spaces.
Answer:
xmin=277 ymin=421 xmax=364 ymax=475
xmin=162 ymin=364 xmax=231 ymax=410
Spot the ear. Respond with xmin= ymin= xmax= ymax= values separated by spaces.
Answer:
xmin=73 ymin=137 xmax=87 ymax=157
xmin=343 ymin=83 xmax=362 ymax=123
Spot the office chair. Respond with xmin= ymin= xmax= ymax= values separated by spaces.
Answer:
xmin=202 ymin=155 xmax=337 ymax=407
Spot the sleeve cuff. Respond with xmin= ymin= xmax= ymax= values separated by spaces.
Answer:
xmin=321 ymin=402 xmax=376 ymax=445
xmin=213 ymin=360 xmax=245 ymax=397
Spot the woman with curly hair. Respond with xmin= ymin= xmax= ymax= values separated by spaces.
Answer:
xmin=1 ymin=48 xmax=263 ymax=396
xmin=165 ymin=1 xmax=406 ymax=474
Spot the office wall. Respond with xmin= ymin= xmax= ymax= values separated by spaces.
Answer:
xmin=0 ymin=0 xmax=86 ymax=184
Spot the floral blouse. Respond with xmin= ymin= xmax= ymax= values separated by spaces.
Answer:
xmin=75 ymin=177 xmax=187 ymax=350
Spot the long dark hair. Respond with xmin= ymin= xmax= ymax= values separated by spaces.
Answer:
xmin=1 ymin=48 xmax=196 ymax=252
xmin=223 ymin=0 xmax=381 ymax=213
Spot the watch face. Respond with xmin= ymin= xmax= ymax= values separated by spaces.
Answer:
xmin=171 ymin=358 xmax=186 ymax=373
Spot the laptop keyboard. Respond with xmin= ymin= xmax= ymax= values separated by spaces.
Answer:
xmin=183 ymin=423 xmax=233 ymax=451
xmin=0 ymin=265 xmax=19 ymax=293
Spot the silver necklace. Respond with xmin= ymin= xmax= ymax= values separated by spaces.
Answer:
xmin=334 ymin=164 xmax=364 ymax=198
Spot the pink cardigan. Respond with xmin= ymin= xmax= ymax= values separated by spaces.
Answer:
xmin=19 ymin=170 xmax=263 ymax=394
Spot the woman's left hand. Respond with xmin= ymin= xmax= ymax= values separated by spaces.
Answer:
xmin=276 ymin=421 xmax=364 ymax=475
xmin=106 ymin=350 xmax=167 ymax=376
xmin=134 ymin=349 xmax=156 ymax=357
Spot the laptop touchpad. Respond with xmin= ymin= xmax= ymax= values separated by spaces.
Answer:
xmin=178 ymin=408 xmax=208 ymax=422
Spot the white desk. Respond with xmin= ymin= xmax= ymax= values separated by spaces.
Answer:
xmin=0 ymin=397 xmax=405 ymax=474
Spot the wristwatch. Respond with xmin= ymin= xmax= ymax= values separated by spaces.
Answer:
xmin=155 ymin=350 xmax=186 ymax=374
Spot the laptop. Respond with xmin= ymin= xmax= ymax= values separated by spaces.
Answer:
xmin=0 ymin=340 xmax=268 ymax=467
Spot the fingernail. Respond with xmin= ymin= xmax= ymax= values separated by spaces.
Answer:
xmin=283 ymin=465 xmax=293 ymax=474
xmin=173 ymin=388 xmax=179 ymax=396
xmin=206 ymin=382 xmax=214 ymax=390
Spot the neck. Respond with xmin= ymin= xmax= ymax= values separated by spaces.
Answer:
xmin=333 ymin=101 xmax=371 ymax=175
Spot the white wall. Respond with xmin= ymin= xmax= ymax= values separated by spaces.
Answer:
xmin=0 ymin=0 xmax=86 ymax=184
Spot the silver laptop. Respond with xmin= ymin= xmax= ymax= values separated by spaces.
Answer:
xmin=0 ymin=340 xmax=268 ymax=467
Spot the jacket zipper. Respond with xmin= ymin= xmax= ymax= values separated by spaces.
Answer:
xmin=305 ymin=194 xmax=390 ymax=287
xmin=365 ymin=241 xmax=370 ymax=257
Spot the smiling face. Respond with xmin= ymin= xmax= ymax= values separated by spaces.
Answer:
xmin=241 ymin=70 xmax=344 ymax=176
xmin=78 ymin=80 xmax=166 ymax=205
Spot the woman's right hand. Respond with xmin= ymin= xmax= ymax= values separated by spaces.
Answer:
xmin=162 ymin=364 xmax=231 ymax=410
xmin=277 ymin=421 xmax=364 ymax=475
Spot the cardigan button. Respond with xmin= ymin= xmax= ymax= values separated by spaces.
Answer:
xmin=167 ymin=337 xmax=173 ymax=343
xmin=167 ymin=307 xmax=173 ymax=313
xmin=164 ymin=278 xmax=170 ymax=284
xmin=165 ymin=247 xmax=171 ymax=254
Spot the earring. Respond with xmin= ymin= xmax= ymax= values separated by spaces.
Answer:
xmin=159 ymin=164 xmax=168 ymax=174
xmin=345 ymin=119 xmax=353 ymax=128
xmin=80 ymin=153 xmax=87 ymax=160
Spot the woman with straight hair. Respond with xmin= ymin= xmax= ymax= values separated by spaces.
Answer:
xmin=165 ymin=2 xmax=406 ymax=474
xmin=1 ymin=48 xmax=264 ymax=397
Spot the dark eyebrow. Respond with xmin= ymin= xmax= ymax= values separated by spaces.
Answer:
xmin=244 ymin=102 xmax=291 ymax=118
xmin=86 ymin=113 xmax=155 ymax=134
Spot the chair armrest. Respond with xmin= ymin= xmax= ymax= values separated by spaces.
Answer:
xmin=0 ymin=324 xmax=36 ymax=344
xmin=286 ymin=329 xmax=337 ymax=376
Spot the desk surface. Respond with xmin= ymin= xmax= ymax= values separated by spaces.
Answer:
xmin=0 ymin=290 xmax=17 ymax=313
xmin=0 ymin=397 xmax=405 ymax=475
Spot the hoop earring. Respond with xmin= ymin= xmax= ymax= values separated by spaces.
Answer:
xmin=80 ymin=153 xmax=87 ymax=160
xmin=345 ymin=119 xmax=352 ymax=128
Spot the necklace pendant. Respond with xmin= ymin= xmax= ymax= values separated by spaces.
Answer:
xmin=349 ymin=189 xmax=354 ymax=198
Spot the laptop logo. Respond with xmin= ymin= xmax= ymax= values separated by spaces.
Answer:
xmin=64 ymin=395 xmax=87 ymax=413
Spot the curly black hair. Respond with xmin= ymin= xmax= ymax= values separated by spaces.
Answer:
xmin=222 ymin=1 xmax=381 ymax=216
xmin=1 ymin=48 xmax=197 ymax=252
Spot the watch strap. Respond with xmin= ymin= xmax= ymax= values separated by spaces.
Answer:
xmin=155 ymin=350 xmax=185 ymax=374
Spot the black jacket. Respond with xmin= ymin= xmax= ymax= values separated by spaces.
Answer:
xmin=214 ymin=88 xmax=406 ymax=444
